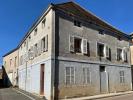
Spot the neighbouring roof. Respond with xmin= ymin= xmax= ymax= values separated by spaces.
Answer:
xmin=3 ymin=47 xmax=18 ymax=57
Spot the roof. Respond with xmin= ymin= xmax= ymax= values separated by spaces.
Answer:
xmin=18 ymin=1 xmax=130 ymax=48
xmin=3 ymin=1 xmax=131 ymax=57
xmin=3 ymin=47 xmax=18 ymax=57
xmin=53 ymin=2 xmax=130 ymax=39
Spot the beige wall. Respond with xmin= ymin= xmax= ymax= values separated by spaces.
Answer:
xmin=3 ymin=49 xmax=19 ymax=85
xmin=130 ymin=45 xmax=133 ymax=65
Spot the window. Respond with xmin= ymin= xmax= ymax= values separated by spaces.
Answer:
xmin=74 ymin=38 xmax=82 ymax=53
xmin=41 ymin=35 xmax=48 ymax=52
xmin=69 ymin=36 xmax=88 ymax=54
xmin=15 ymin=57 xmax=17 ymax=67
xmin=120 ymin=71 xmax=125 ymax=83
xmin=100 ymin=66 xmax=105 ymax=72
xmin=97 ymin=43 xmax=104 ymax=57
xmin=97 ymin=43 xmax=110 ymax=58
xmin=65 ymin=67 xmax=75 ymax=85
xmin=24 ymin=41 xmax=26 ymax=47
xmin=10 ymin=59 xmax=12 ymax=67
xmin=34 ymin=43 xmax=38 ymax=57
xmin=42 ymin=18 xmax=46 ymax=28
xmin=117 ymin=48 xmax=122 ymax=61
xmin=99 ymin=30 xmax=104 ymax=35
xmin=74 ymin=20 xmax=81 ymax=27
xmin=29 ymin=35 xmax=31 ymax=41
xmin=83 ymin=67 xmax=91 ymax=84
xmin=34 ymin=28 xmax=37 ymax=36
xmin=117 ymin=36 xmax=122 ymax=41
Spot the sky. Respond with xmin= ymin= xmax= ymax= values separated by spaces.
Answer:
xmin=0 ymin=0 xmax=133 ymax=66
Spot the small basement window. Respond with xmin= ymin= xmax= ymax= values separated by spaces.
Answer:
xmin=74 ymin=38 xmax=82 ymax=53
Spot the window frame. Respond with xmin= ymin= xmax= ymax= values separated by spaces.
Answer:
xmin=119 ymin=71 xmax=125 ymax=83
xmin=83 ymin=67 xmax=91 ymax=84
xmin=65 ymin=67 xmax=75 ymax=85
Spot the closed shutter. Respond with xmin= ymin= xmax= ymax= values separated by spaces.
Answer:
xmin=81 ymin=39 xmax=87 ymax=54
xmin=69 ymin=35 xmax=74 ymax=52
xmin=28 ymin=49 xmax=31 ymax=60
xmin=45 ymin=35 xmax=48 ymax=51
xmin=38 ymin=40 xmax=42 ymax=55
xmin=30 ymin=46 xmax=34 ymax=59
xmin=41 ymin=38 xmax=44 ymax=52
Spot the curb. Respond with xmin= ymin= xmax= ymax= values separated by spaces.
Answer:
xmin=63 ymin=91 xmax=133 ymax=100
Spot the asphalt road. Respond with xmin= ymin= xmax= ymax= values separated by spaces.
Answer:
xmin=96 ymin=93 xmax=133 ymax=100
xmin=0 ymin=88 xmax=33 ymax=100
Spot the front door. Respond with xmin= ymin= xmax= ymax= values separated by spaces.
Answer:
xmin=100 ymin=66 xmax=108 ymax=94
xmin=40 ymin=64 xmax=44 ymax=95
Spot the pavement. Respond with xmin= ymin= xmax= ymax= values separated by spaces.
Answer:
xmin=0 ymin=88 xmax=45 ymax=100
xmin=64 ymin=91 xmax=133 ymax=100
xmin=97 ymin=93 xmax=133 ymax=100
xmin=0 ymin=88 xmax=133 ymax=100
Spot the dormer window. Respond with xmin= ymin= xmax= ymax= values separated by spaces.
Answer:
xmin=99 ymin=30 xmax=104 ymax=35
xmin=34 ymin=28 xmax=37 ymax=36
xmin=74 ymin=20 xmax=81 ymax=27
xmin=117 ymin=36 xmax=122 ymax=41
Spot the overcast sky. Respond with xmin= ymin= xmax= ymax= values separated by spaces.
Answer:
xmin=0 ymin=0 xmax=133 ymax=66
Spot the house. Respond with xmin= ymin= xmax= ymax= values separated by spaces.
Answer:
xmin=3 ymin=1 xmax=132 ymax=100
xmin=3 ymin=48 xmax=19 ymax=87
xmin=0 ymin=69 xmax=3 ymax=87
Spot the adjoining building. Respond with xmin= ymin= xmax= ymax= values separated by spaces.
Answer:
xmin=0 ymin=68 xmax=3 ymax=87
xmin=3 ymin=1 xmax=132 ymax=100
xmin=3 ymin=48 xmax=19 ymax=87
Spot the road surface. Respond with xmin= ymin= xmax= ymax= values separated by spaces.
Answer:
xmin=0 ymin=88 xmax=35 ymax=100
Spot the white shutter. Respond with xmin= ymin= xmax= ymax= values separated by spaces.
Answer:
xmin=122 ymin=48 xmax=127 ymax=62
xmin=104 ymin=45 xmax=109 ymax=58
xmin=28 ymin=50 xmax=31 ymax=60
xmin=41 ymin=39 xmax=44 ymax=52
xmin=30 ymin=46 xmax=34 ymax=59
xmin=81 ymin=39 xmax=87 ymax=54
xmin=69 ymin=35 xmax=74 ymax=52
xmin=45 ymin=35 xmax=48 ymax=51
xmin=38 ymin=40 xmax=42 ymax=55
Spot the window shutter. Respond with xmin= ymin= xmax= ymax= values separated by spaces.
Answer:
xmin=81 ymin=39 xmax=87 ymax=54
xmin=28 ymin=50 xmax=31 ymax=60
xmin=41 ymin=39 xmax=44 ymax=52
xmin=30 ymin=46 xmax=34 ymax=59
xmin=33 ymin=45 xmax=36 ymax=57
xmin=104 ymin=45 xmax=109 ymax=58
xmin=45 ymin=35 xmax=48 ymax=51
xmin=122 ymin=48 xmax=127 ymax=62
xmin=38 ymin=40 xmax=42 ymax=55
xmin=69 ymin=35 xmax=74 ymax=52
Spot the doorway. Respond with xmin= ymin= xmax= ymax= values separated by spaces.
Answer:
xmin=100 ymin=66 xmax=108 ymax=94
xmin=40 ymin=64 xmax=44 ymax=95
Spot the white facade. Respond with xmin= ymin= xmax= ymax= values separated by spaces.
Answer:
xmin=18 ymin=8 xmax=55 ymax=100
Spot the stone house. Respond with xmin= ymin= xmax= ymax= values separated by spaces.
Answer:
xmin=3 ymin=1 xmax=132 ymax=100
xmin=3 ymin=48 xmax=19 ymax=87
